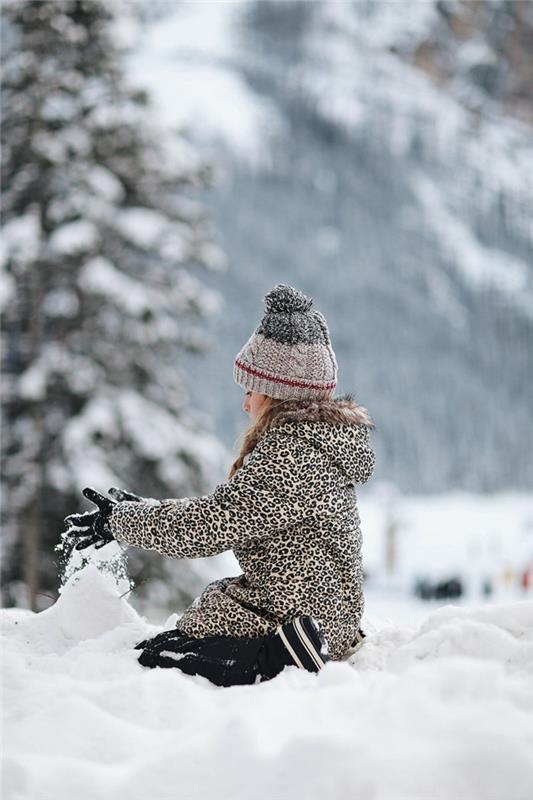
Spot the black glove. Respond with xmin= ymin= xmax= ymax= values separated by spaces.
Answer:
xmin=63 ymin=487 xmax=116 ymax=551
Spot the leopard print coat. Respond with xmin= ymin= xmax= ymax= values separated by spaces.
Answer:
xmin=109 ymin=393 xmax=376 ymax=660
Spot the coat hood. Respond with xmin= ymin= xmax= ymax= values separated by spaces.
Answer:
xmin=265 ymin=393 xmax=376 ymax=483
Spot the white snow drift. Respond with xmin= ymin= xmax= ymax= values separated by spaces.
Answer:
xmin=2 ymin=565 xmax=532 ymax=800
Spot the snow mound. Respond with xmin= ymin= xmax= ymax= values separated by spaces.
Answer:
xmin=1 ymin=586 xmax=532 ymax=800
xmin=50 ymin=565 xmax=141 ymax=640
xmin=353 ymin=601 xmax=533 ymax=675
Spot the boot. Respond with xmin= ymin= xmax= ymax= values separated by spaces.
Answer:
xmin=275 ymin=615 xmax=331 ymax=673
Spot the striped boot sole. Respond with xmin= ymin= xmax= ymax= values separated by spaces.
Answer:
xmin=275 ymin=616 xmax=330 ymax=673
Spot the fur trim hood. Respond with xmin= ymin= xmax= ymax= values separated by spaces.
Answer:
xmin=265 ymin=393 xmax=376 ymax=483
xmin=267 ymin=392 xmax=375 ymax=430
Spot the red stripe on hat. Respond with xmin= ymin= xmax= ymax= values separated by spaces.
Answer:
xmin=235 ymin=358 xmax=336 ymax=391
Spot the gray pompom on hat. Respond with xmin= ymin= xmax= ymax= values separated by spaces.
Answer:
xmin=233 ymin=284 xmax=338 ymax=400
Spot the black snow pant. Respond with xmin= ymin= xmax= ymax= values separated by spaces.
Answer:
xmin=134 ymin=627 xmax=301 ymax=687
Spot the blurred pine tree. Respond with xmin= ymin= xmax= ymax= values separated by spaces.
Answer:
xmin=1 ymin=0 xmax=228 ymax=611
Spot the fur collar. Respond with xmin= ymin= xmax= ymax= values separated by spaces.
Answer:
xmin=269 ymin=392 xmax=375 ymax=429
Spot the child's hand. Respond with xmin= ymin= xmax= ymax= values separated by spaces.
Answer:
xmin=63 ymin=487 xmax=116 ymax=550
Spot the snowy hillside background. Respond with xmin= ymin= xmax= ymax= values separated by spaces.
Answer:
xmin=125 ymin=0 xmax=533 ymax=493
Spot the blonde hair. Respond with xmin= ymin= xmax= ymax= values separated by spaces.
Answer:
xmin=228 ymin=396 xmax=289 ymax=479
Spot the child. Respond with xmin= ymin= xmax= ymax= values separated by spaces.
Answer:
xmin=65 ymin=284 xmax=376 ymax=686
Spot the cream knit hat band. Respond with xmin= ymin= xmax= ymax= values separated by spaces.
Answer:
xmin=233 ymin=284 xmax=338 ymax=401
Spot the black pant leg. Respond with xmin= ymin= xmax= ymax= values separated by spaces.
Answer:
xmin=255 ymin=631 xmax=295 ymax=682
xmin=136 ymin=629 xmax=265 ymax=687
xmin=136 ymin=626 xmax=297 ymax=687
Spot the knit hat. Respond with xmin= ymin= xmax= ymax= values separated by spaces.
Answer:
xmin=233 ymin=284 xmax=338 ymax=401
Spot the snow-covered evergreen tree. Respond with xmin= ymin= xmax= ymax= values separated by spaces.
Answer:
xmin=1 ymin=0 xmax=228 ymax=610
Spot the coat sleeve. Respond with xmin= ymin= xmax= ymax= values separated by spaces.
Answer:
xmin=109 ymin=432 xmax=314 ymax=559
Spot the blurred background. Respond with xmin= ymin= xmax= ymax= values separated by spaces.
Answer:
xmin=2 ymin=0 xmax=532 ymax=624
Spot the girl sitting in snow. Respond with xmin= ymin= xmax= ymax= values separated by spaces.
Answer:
xmin=65 ymin=284 xmax=376 ymax=687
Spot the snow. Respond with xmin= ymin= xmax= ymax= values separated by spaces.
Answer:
xmin=333 ymin=0 xmax=439 ymax=52
xmin=302 ymin=0 xmax=533 ymax=270
xmin=124 ymin=1 xmax=287 ymax=168
xmin=413 ymin=172 xmax=533 ymax=318
xmin=361 ymin=488 xmax=533 ymax=588
xmin=48 ymin=219 xmax=99 ymax=255
xmin=17 ymin=361 xmax=47 ymax=401
xmin=41 ymin=90 xmax=78 ymax=123
xmin=43 ymin=287 xmax=80 ymax=318
xmin=50 ymin=565 xmax=136 ymax=640
xmin=115 ymin=207 xmax=185 ymax=255
xmin=144 ymin=62 xmax=284 ymax=165
xmin=78 ymin=256 xmax=156 ymax=316
xmin=85 ymin=165 xmax=125 ymax=204
xmin=62 ymin=394 xmax=124 ymax=491
xmin=2 ymin=564 xmax=532 ymax=800
xmin=116 ymin=389 xmax=228 ymax=478
xmin=1 ymin=212 xmax=41 ymax=267
xmin=79 ymin=255 xmax=223 ymax=325
xmin=60 ymin=387 xmax=229 ymax=494
xmin=138 ymin=0 xmax=241 ymax=61
xmin=123 ymin=0 xmax=533 ymax=319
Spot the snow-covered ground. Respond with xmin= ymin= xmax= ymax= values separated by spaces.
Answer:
xmin=2 ymin=565 xmax=532 ymax=800
xmin=2 ymin=490 xmax=532 ymax=797
xmin=360 ymin=487 xmax=533 ymax=602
